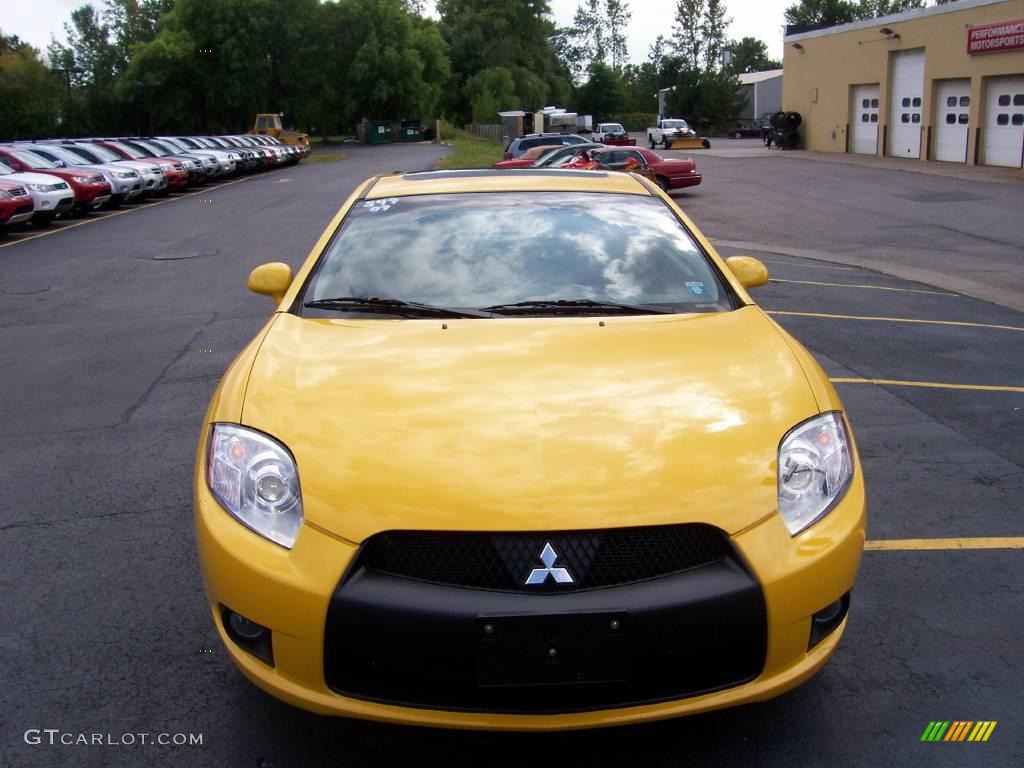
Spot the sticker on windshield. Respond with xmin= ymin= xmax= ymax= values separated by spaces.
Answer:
xmin=362 ymin=198 xmax=399 ymax=213
xmin=685 ymin=281 xmax=707 ymax=296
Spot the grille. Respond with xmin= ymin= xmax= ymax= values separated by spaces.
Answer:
xmin=89 ymin=176 xmax=104 ymax=184
xmin=357 ymin=524 xmax=732 ymax=593
xmin=8 ymin=187 xmax=27 ymax=196
xmin=53 ymin=182 xmax=70 ymax=190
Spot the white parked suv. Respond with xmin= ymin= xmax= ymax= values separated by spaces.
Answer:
xmin=0 ymin=161 xmax=74 ymax=225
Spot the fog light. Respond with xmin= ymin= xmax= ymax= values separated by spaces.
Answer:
xmin=222 ymin=606 xmax=274 ymax=666
xmin=229 ymin=612 xmax=265 ymax=640
xmin=809 ymin=592 xmax=850 ymax=649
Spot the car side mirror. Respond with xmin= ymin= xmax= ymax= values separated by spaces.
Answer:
xmin=247 ymin=262 xmax=293 ymax=305
xmin=725 ymin=256 xmax=770 ymax=289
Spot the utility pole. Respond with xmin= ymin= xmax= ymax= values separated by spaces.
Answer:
xmin=51 ymin=66 xmax=84 ymax=137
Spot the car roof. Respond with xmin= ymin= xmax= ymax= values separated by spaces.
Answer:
xmin=365 ymin=168 xmax=653 ymax=199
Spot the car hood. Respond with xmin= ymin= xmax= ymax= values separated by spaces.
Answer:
xmin=240 ymin=307 xmax=820 ymax=543
xmin=0 ymin=171 xmax=68 ymax=186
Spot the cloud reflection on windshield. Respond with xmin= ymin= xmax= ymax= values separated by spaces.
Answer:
xmin=310 ymin=192 xmax=726 ymax=309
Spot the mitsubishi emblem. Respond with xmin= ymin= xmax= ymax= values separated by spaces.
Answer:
xmin=525 ymin=542 xmax=574 ymax=586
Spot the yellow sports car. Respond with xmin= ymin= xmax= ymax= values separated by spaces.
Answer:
xmin=195 ymin=168 xmax=865 ymax=730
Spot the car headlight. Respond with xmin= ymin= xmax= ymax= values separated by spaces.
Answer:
xmin=777 ymin=412 xmax=853 ymax=536
xmin=27 ymin=183 xmax=52 ymax=191
xmin=72 ymin=175 xmax=97 ymax=184
xmin=113 ymin=171 xmax=134 ymax=178
xmin=207 ymin=424 xmax=303 ymax=548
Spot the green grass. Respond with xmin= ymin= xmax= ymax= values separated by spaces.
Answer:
xmin=434 ymin=123 xmax=504 ymax=169
xmin=301 ymin=151 xmax=348 ymax=164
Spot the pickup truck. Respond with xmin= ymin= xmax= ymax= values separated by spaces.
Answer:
xmin=592 ymin=123 xmax=636 ymax=146
xmin=647 ymin=118 xmax=696 ymax=148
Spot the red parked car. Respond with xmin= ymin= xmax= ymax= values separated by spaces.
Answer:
xmin=493 ymin=144 xmax=564 ymax=168
xmin=567 ymin=147 xmax=702 ymax=193
xmin=0 ymin=146 xmax=112 ymax=213
xmin=89 ymin=140 xmax=190 ymax=191
xmin=0 ymin=180 xmax=35 ymax=229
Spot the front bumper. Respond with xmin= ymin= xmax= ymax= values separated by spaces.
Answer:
xmin=196 ymin=467 xmax=865 ymax=730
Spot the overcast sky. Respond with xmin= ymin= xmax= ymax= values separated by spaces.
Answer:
xmin=4 ymin=0 xmax=791 ymax=64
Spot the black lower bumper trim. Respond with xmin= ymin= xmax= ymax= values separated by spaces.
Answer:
xmin=324 ymin=556 xmax=767 ymax=714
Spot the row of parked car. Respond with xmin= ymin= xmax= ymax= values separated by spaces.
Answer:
xmin=0 ymin=134 xmax=308 ymax=232
xmin=497 ymin=134 xmax=702 ymax=193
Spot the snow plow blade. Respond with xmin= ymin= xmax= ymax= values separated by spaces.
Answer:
xmin=666 ymin=136 xmax=711 ymax=149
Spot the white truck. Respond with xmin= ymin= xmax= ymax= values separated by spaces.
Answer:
xmin=647 ymin=118 xmax=697 ymax=148
xmin=592 ymin=122 xmax=636 ymax=146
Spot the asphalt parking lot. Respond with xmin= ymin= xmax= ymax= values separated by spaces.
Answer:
xmin=1 ymin=142 xmax=1021 ymax=768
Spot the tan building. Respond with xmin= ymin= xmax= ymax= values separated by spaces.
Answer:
xmin=783 ymin=0 xmax=1024 ymax=167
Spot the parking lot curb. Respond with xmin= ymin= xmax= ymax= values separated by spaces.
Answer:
xmin=712 ymin=239 xmax=1024 ymax=314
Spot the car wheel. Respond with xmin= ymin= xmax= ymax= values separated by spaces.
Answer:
xmin=656 ymin=176 xmax=670 ymax=193
xmin=734 ymin=131 xmax=742 ymax=139
xmin=649 ymin=137 xmax=656 ymax=149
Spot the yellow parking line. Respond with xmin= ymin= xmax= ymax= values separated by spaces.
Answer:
xmin=770 ymin=278 xmax=955 ymax=296
xmin=866 ymin=537 xmax=1024 ymax=550
xmin=768 ymin=310 xmax=1024 ymax=333
xmin=761 ymin=259 xmax=857 ymax=271
xmin=830 ymin=377 xmax=1024 ymax=393
xmin=0 ymin=175 xmax=253 ymax=251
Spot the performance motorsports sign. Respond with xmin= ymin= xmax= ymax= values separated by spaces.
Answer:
xmin=967 ymin=19 xmax=1024 ymax=54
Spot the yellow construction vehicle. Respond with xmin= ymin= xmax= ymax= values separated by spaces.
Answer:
xmin=249 ymin=113 xmax=310 ymax=148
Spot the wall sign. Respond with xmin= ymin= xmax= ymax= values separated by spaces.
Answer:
xmin=967 ymin=19 xmax=1024 ymax=55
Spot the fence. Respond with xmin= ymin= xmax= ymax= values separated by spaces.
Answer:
xmin=462 ymin=123 xmax=504 ymax=141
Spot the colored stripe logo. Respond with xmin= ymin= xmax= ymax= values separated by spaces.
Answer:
xmin=921 ymin=721 xmax=997 ymax=742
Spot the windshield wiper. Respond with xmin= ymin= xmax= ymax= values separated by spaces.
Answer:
xmin=303 ymin=296 xmax=489 ymax=319
xmin=480 ymin=299 xmax=673 ymax=316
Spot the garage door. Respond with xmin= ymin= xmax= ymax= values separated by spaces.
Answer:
xmin=890 ymin=49 xmax=925 ymax=158
xmin=851 ymin=84 xmax=880 ymax=155
xmin=934 ymin=79 xmax=970 ymax=163
xmin=983 ymin=75 xmax=1024 ymax=168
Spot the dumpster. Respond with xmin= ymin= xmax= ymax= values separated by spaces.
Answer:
xmin=369 ymin=120 xmax=392 ymax=144
xmin=399 ymin=119 xmax=422 ymax=142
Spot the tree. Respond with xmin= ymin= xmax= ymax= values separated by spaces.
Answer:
xmin=605 ymin=0 xmax=631 ymax=70
xmin=0 ymin=33 xmax=63 ymax=138
xmin=671 ymin=0 xmax=705 ymax=70
xmin=702 ymin=0 xmax=730 ymax=71
xmin=555 ymin=1 xmax=630 ymax=84
xmin=438 ymin=0 xmax=571 ymax=121
xmin=724 ymin=37 xmax=781 ymax=73
xmin=465 ymin=67 xmax=517 ymax=122
xmin=577 ymin=61 xmax=625 ymax=121
xmin=666 ymin=67 xmax=745 ymax=131
xmin=785 ymin=0 xmax=925 ymax=27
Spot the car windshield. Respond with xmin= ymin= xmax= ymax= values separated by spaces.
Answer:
xmin=111 ymin=143 xmax=145 ymax=159
xmin=9 ymin=150 xmax=59 ymax=169
xmin=79 ymin=144 xmax=119 ymax=162
xmin=35 ymin=146 xmax=85 ymax=164
xmin=601 ymin=124 xmax=625 ymax=133
xmin=663 ymin=120 xmax=689 ymax=130
xmin=0 ymin=161 xmax=15 ymax=175
xmin=304 ymin=192 xmax=732 ymax=314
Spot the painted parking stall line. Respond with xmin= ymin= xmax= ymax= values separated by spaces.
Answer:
xmin=770 ymin=278 xmax=957 ymax=296
xmin=0 ymin=174 xmax=256 ymax=252
xmin=768 ymin=310 xmax=1024 ymax=333
xmin=831 ymin=377 xmax=1024 ymax=394
xmin=866 ymin=538 xmax=1024 ymax=551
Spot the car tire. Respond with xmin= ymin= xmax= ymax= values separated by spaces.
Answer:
xmin=734 ymin=131 xmax=742 ymax=139
xmin=649 ymin=137 xmax=656 ymax=149
xmin=656 ymin=176 xmax=670 ymax=193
